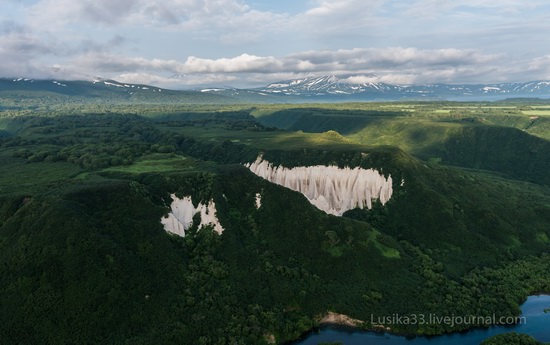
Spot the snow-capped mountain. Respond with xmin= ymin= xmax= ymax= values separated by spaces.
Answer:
xmin=236 ymin=75 xmax=550 ymax=100
xmin=1 ymin=77 xmax=165 ymax=94
xmin=0 ymin=77 xmax=234 ymax=104
xmin=395 ymin=81 xmax=550 ymax=99
xmin=261 ymin=74 xmax=403 ymax=96
xmin=3 ymin=75 xmax=550 ymax=103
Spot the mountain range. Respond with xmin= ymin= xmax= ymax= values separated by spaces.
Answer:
xmin=205 ymin=74 xmax=550 ymax=101
xmin=3 ymin=75 xmax=550 ymax=102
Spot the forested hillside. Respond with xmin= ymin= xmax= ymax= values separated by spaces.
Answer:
xmin=1 ymin=102 xmax=550 ymax=344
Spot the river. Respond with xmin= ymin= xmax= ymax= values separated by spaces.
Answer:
xmin=293 ymin=295 xmax=550 ymax=345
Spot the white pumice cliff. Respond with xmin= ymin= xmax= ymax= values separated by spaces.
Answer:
xmin=161 ymin=194 xmax=223 ymax=237
xmin=255 ymin=193 xmax=262 ymax=209
xmin=246 ymin=156 xmax=393 ymax=216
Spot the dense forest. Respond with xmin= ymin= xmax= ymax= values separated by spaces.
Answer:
xmin=1 ymin=102 xmax=549 ymax=344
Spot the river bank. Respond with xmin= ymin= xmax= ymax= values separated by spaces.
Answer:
xmin=289 ymin=295 xmax=550 ymax=345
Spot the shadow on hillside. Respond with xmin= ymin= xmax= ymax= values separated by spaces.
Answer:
xmin=426 ymin=125 xmax=550 ymax=186
xmin=256 ymin=107 xmax=405 ymax=135
xmin=258 ymin=108 xmax=550 ymax=186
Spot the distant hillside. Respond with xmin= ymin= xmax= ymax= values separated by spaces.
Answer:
xmin=5 ymin=76 xmax=550 ymax=104
xmin=254 ymin=105 xmax=550 ymax=186
xmin=0 ymin=78 xmax=236 ymax=105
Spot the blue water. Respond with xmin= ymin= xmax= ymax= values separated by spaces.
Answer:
xmin=294 ymin=295 xmax=550 ymax=345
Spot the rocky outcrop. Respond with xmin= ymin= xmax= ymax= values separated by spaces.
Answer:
xmin=255 ymin=193 xmax=262 ymax=209
xmin=318 ymin=312 xmax=365 ymax=327
xmin=246 ymin=156 xmax=393 ymax=216
xmin=161 ymin=194 xmax=223 ymax=237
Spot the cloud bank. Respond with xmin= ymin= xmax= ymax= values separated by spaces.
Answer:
xmin=1 ymin=0 xmax=550 ymax=86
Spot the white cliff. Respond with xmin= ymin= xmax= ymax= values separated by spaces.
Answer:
xmin=161 ymin=194 xmax=224 ymax=237
xmin=255 ymin=193 xmax=262 ymax=209
xmin=246 ymin=156 xmax=393 ymax=216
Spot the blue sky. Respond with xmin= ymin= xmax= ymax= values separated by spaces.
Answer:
xmin=1 ymin=0 xmax=550 ymax=88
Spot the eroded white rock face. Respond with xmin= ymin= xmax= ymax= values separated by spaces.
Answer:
xmin=255 ymin=193 xmax=262 ymax=209
xmin=161 ymin=194 xmax=224 ymax=237
xmin=246 ymin=157 xmax=393 ymax=216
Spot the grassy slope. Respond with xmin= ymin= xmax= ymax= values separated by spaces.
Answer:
xmin=251 ymin=104 xmax=550 ymax=186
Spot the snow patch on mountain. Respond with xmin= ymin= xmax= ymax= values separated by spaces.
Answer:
xmin=256 ymin=75 xmax=550 ymax=100
xmin=260 ymin=74 xmax=404 ymax=97
xmin=161 ymin=194 xmax=223 ymax=237
xmin=245 ymin=156 xmax=393 ymax=216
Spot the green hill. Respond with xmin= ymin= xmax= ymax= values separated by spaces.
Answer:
xmin=253 ymin=104 xmax=550 ymax=186
xmin=0 ymin=78 xmax=237 ymax=106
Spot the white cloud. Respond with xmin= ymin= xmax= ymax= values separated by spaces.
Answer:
xmin=304 ymin=0 xmax=385 ymax=17
xmin=398 ymin=0 xmax=548 ymax=18
xmin=71 ymin=53 xmax=284 ymax=75
xmin=287 ymin=48 xmax=497 ymax=71
xmin=115 ymin=72 xmax=237 ymax=87
xmin=0 ymin=31 xmax=53 ymax=56
xmin=26 ymin=0 xmax=83 ymax=29
xmin=368 ymin=48 xmax=498 ymax=67
xmin=71 ymin=48 xmax=496 ymax=76
xmin=343 ymin=75 xmax=417 ymax=85
xmin=182 ymin=54 xmax=284 ymax=73
xmin=296 ymin=0 xmax=389 ymax=34
xmin=48 ymin=47 xmax=505 ymax=86
xmin=0 ymin=28 xmax=61 ymax=78
xmin=528 ymin=55 xmax=550 ymax=80
xmin=2 ymin=0 xmax=550 ymax=86
xmin=81 ymin=0 xmax=139 ymax=25
xmin=25 ymin=0 xmax=285 ymax=33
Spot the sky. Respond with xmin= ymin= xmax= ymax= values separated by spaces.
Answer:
xmin=1 ymin=0 xmax=550 ymax=88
